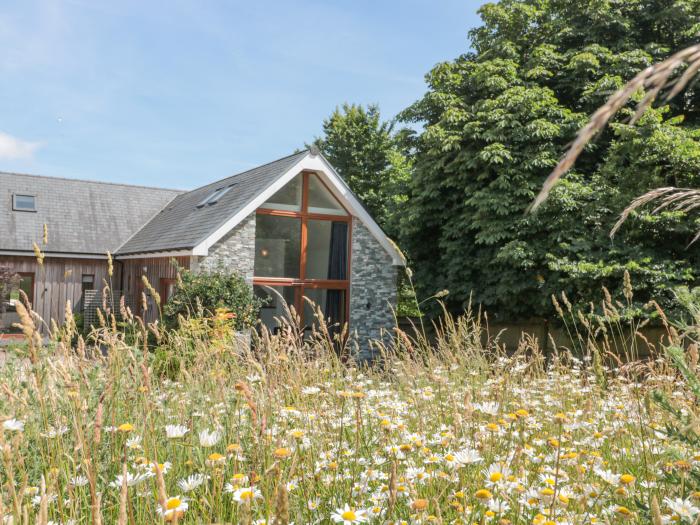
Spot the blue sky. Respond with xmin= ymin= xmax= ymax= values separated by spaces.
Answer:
xmin=0 ymin=1 xmax=484 ymax=189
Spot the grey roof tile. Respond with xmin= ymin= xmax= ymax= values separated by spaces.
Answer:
xmin=116 ymin=150 xmax=309 ymax=254
xmin=0 ymin=172 xmax=181 ymax=255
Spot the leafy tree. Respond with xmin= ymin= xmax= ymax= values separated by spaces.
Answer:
xmin=399 ymin=0 xmax=700 ymax=320
xmin=163 ymin=268 xmax=262 ymax=330
xmin=312 ymin=103 xmax=411 ymax=238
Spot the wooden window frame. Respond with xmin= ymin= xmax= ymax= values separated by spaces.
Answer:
xmin=254 ymin=171 xmax=352 ymax=329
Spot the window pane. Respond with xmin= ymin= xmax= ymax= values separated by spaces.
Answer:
xmin=261 ymin=174 xmax=302 ymax=211
xmin=9 ymin=274 xmax=33 ymax=308
xmin=307 ymin=175 xmax=346 ymax=215
xmin=13 ymin=195 xmax=36 ymax=211
xmin=302 ymin=288 xmax=346 ymax=331
xmin=305 ymin=220 xmax=348 ymax=280
xmin=255 ymin=285 xmax=296 ymax=333
xmin=81 ymin=274 xmax=95 ymax=297
xmin=160 ymin=278 xmax=176 ymax=303
xmin=254 ymin=215 xmax=301 ymax=278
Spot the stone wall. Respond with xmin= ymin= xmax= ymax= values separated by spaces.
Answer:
xmin=349 ymin=218 xmax=398 ymax=360
xmin=197 ymin=213 xmax=256 ymax=283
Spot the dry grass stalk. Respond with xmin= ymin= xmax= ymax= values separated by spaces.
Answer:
xmin=153 ymin=461 xmax=167 ymax=508
xmin=273 ymin=479 xmax=289 ymax=525
xmin=532 ymin=44 xmax=700 ymax=211
xmin=611 ymin=187 xmax=700 ymax=242
xmin=118 ymin=462 xmax=128 ymax=525
xmin=38 ymin=475 xmax=48 ymax=525
xmin=388 ymin=459 xmax=398 ymax=516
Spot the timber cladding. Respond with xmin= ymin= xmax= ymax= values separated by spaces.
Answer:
xmin=0 ymin=255 xmax=114 ymax=329
xmin=1 ymin=255 xmax=190 ymax=330
xmin=119 ymin=256 xmax=190 ymax=322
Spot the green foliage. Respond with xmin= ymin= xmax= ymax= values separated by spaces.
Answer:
xmin=0 ymin=266 xmax=19 ymax=316
xmin=163 ymin=267 xmax=262 ymax=330
xmin=399 ymin=0 xmax=700 ymax=320
xmin=312 ymin=103 xmax=411 ymax=239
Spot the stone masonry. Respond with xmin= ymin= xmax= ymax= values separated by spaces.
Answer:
xmin=197 ymin=213 xmax=256 ymax=283
xmin=196 ymin=212 xmax=399 ymax=361
xmin=350 ymin=218 xmax=398 ymax=360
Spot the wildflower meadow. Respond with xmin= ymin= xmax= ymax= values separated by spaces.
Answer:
xmin=2 ymin=281 xmax=700 ymax=525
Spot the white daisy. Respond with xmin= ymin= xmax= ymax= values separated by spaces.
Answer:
xmin=231 ymin=486 xmax=262 ymax=503
xmin=177 ymin=473 xmax=206 ymax=493
xmin=165 ymin=424 xmax=189 ymax=439
xmin=665 ymin=497 xmax=700 ymax=521
xmin=3 ymin=418 xmax=24 ymax=432
xmin=331 ymin=504 xmax=368 ymax=524
xmin=199 ymin=428 xmax=221 ymax=447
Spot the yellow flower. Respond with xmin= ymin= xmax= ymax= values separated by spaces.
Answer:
xmin=411 ymin=498 xmax=429 ymax=512
xmin=206 ymin=453 xmax=226 ymax=467
xmin=515 ymin=409 xmax=529 ymax=418
xmin=474 ymin=489 xmax=493 ymax=500
xmin=273 ymin=447 xmax=292 ymax=459
xmin=615 ymin=506 xmax=634 ymax=519
xmin=117 ymin=423 xmax=134 ymax=433
xmin=619 ymin=473 xmax=635 ymax=485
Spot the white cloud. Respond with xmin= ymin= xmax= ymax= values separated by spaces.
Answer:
xmin=0 ymin=132 xmax=41 ymax=160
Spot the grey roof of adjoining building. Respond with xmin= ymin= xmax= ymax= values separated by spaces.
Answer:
xmin=116 ymin=149 xmax=309 ymax=255
xmin=0 ymin=172 xmax=182 ymax=255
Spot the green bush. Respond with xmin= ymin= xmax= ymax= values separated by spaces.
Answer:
xmin=163 ymin=268 xmax=261 ymax=330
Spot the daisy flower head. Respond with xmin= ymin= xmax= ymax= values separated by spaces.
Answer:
xmin=125 ymin=435 xmax=142 ymax=450
xmin=231 ymin=486 xmax=262 ymax=503
xmin=165 ymin=424 xmax=189 ymax=439
xmin=3 ymin=418 xmax=25 ymax=432
xmin=149 ymin=461 xmax=172 ymax=475
xmin=331 ymin=504 xmax=368 ymax=524
xmin=177 ymin=473 xmax=206 ymax=493
xmin=69 ymin=475 xmax=89 ymax=488
xmin=665 ymin=497 xmax=700 ymax=522
xmin=206 ymin=452 xmax=226 ymax=467
xmin=484 ymin=464 xmax=510 ymax=486
xmin=473 ymin=402 xmax=499 ymax=416
xmin=157 ymin=496 xmax=188 ymax=522
xmin=454 ymin=447 xmax=483 ymax=466
xmin=199 ymin=428 xmax=221 ymax=447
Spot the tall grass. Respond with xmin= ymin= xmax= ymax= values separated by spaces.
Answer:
xmin=2 ymin=275 xmax=700 ymax=524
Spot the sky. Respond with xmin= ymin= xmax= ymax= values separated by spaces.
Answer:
xmin=0 ymin=1 xmax=485 ymax=189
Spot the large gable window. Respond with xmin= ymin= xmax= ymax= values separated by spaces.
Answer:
xmin=255 ymin=172 xmax=350 ymax=335
xmin=13 ymin=194 xmax=36 ymax=212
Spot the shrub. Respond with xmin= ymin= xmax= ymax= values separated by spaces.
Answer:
xmin=163 ymin=268 xmax=262 ymax=330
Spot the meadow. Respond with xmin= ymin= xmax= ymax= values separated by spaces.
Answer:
xmin=1 ymin=285 xmax=700 ymax=525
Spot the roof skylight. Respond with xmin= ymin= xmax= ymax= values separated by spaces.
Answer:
xmin=13 ymin=194 xmax=36 ymax=212
xmin=196 ymin=184 xmax=235 ymax=208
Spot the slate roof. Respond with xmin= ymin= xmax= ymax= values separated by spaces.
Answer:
xmin=116 ymin=149 xmax=309 ymax=255
xmin=0 ymin=172 xmax=182 ymax=255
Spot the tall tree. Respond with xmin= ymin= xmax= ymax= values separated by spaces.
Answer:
xmin=400 ymin=0 xmax=700 ymax=320
xmin=313 ymin=103 xmax=410 ymax=238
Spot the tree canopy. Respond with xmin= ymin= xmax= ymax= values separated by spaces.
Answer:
xmin=397 ymin=0 xmax=700 ymax=320
xmin=312 ymin=103 xmax=411 ymax=239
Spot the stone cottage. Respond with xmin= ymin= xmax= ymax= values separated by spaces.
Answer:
xmin=0 ymin=148 xmax=405 ymax=355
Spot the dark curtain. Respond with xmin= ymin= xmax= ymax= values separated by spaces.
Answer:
xmin=324 ymin=221 xmax=347 ymax=328
xmin=326 ymin=221 xmax=347 ymax=280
